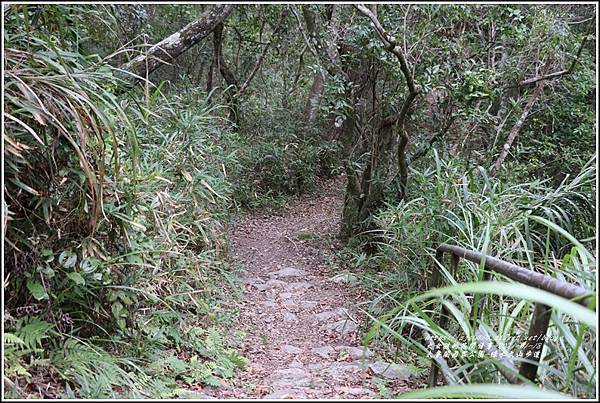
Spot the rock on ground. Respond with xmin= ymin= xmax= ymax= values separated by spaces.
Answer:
xmin=202 ymin=177 xmax=419 ymax=399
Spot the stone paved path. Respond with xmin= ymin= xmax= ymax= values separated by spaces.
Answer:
xmin=212 ymin=177 xmax=415 ymax=399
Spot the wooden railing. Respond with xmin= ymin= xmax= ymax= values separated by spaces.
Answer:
xmin=427 ymin=243 xmax=593 ymax=386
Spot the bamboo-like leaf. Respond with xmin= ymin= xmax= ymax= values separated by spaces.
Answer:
xmin=399 ymin=384 xmax=572 ymax=399
xmin=408 ymin=281 xmax=596 ymax=328
xmin=4 ymin=112 xmax=45 ymax=145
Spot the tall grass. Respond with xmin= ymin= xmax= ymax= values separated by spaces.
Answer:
xmin=361 ymin=152 xmax=596 ymax=398
xmin=3 ymin=5 xmax=245 ymax=397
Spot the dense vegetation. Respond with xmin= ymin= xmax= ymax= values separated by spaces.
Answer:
xmin=2 ymin=3 xmax=596 ymax=399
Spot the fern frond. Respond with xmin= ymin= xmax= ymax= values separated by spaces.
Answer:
xmin=14 ymin=317 xmax=55 ymax=352
xmin=4 ymin=332 xmax=25 ymax=346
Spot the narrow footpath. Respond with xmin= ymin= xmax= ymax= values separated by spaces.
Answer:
xmin=217 ymin=177 xmax=415 ymax=399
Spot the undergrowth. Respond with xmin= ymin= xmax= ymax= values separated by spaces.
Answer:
xmin=3 ymin=6 xmax=246 ymax=397
xmin=226 ymin=93 xmax=341 ymax=209
xmin=346 ymin=151 xmax=596 ymax=398
xmin=4 ymin=4 xmax=596 ymax=400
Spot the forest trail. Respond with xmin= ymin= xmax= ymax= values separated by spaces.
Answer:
xmin=213 ymin=177 xmax=416 ymax=399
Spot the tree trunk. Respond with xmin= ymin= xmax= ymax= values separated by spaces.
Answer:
xmin=338 ymin=56 xmax=375 ymax=241
xmin=397 ymin=131 xmax=409 ymax=199
xmin=340 ymin=121 xmax=362 ymax=241
xmin=339 ymin=5 xmax=420 ymax=242
xmin=213 ymin=23 xmax=240 ymax=126
xmin=206 ymin=57 xmax=214 ymax=94
xmin=303 ymin=69 xmax=325 ymax=130
xmin=490 ymin=57 xmax=553 ymax=177
xmin=300 ymin=5 xmax=343 ymax=133
xmin=119 ymin=4 xmax=234 ymax=81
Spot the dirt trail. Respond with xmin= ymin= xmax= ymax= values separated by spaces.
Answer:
xmin=216 ymin=177 xmax=414 ymax=399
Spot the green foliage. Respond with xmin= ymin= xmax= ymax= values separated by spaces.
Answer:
xmin=511 ymin=50 xmax=596 ymax=182
xmin=226 ymin=101 xmax=339 ymax=208
xmin=12 ymin=317 xmax=56 ymax=353
xmin=52 ymin=340 xmax=142 ymax=399
xmin=4 ymin=3 xmax=134 ymax=353
xmin=3 ymin=5 xmax=245 ymax=398
xmin=228 ymin=133 xmax=322 ymax=208
xmin=2 ymin=3 xmax=596 ymax=400
xmin=134 ymin=323 xmax=246 ymax=395
xmin=398 ymin=384 xmax=573 ymax=399
xmin=362 ymin=153 xmax=595 ymax=297
xmin=358 ymin=155 xmax=596 ymax=398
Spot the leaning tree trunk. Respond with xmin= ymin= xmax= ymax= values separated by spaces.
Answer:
xmin=119 ymin=5 xmax=233 ymax=82
xmin=490 ymin=37 xmax=586 ymax=177
xmin=490 ymin=57 xmax=553 ymax=177
xmin=300 ymin=6 xmax=326 ymax=132
xmin=300 ymin=4 xmax=344 ymax=134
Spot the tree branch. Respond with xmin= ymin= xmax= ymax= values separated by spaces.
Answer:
xmin=290 ymin=6 xmax=319 ymax=59
xmin=491 ymin=56 xmax=554 ymax=177
xmin=410 ymin=114 xmax=456 ymax=163
xmin=355 ymin=4 xmax=418 ymax=96
xmin=236 ymin=9 xmax=288 ymax=98
xmin=515 ymin=35 xmax=588 ymax=87
xmin=287 ymin=45 xmax=307 ymax=96
xmin=300 ymin=4 xmax=346 ymax=79
xmin=119 ymin=5 xmax=233 ymax=82
xmin=355 ymin=4 xmax=420 ymax=130
xmin=213 ymin=23 xmax=239 ymax=88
